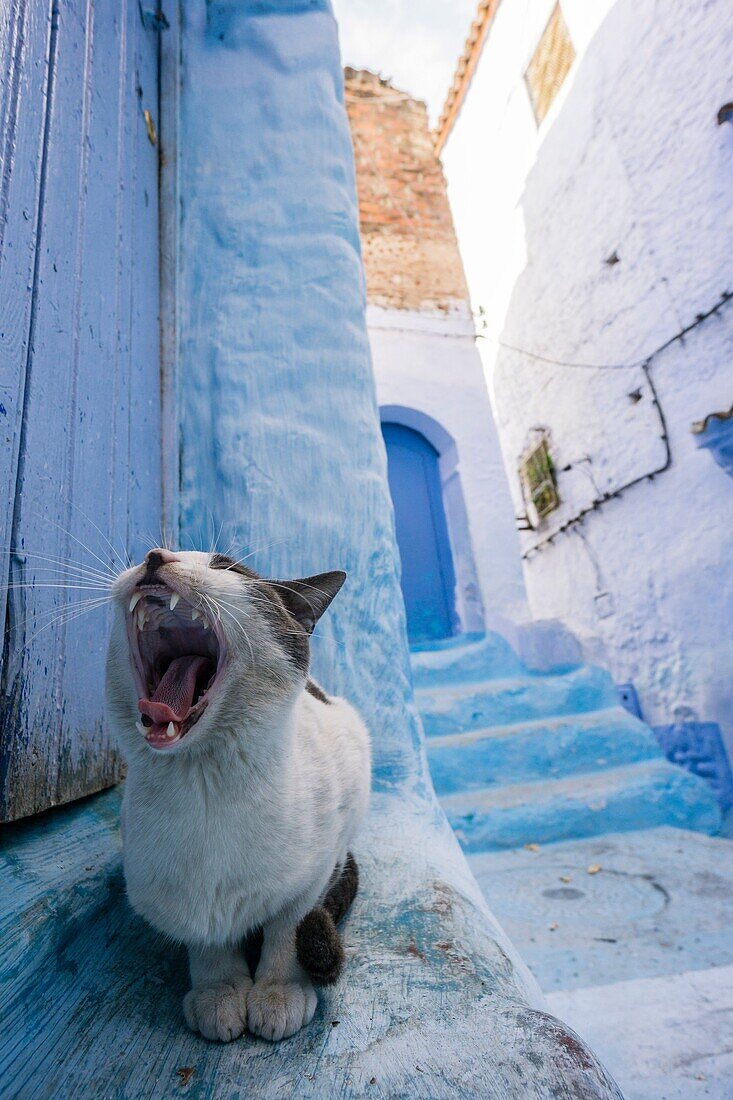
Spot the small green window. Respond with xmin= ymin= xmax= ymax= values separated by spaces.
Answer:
xmin=520 ymin=437 xmax=560 ymax=521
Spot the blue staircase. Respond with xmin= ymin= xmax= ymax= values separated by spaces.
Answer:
xmin=413 ymin=633 xmax=721 ymax=852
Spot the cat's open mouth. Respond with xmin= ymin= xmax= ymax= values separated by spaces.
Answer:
xmin=126 ymin=584 xmax=226 ymax=750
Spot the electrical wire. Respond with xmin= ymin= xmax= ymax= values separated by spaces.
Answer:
xmin=481 ymin=288 xmax=731 ymax=372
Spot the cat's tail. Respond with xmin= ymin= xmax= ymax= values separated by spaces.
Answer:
xmin=295 ymin=852 xmax=359 ymax=986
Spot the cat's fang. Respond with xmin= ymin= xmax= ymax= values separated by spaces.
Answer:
xmin=191 ymin=609 xmax=200 ymax=621
xmin=135 ymin=720 xmax=147 ymax=737
xmin=166 ymin=722 xmax=177 ymax=739
xmin=129 ymin=591 xmax=143 ymax=613
xmin=170 ymin=593 xmax=180 ymax=611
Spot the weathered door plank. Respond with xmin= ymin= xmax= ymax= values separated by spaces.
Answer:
xmin=0 ymin=0 xmax=162 ymax=821
xmin=0 ymin=1 xmax=56 ymax=626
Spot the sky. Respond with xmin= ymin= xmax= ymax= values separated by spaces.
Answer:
xmin=332 ymin=0 xmax=480 ymax=126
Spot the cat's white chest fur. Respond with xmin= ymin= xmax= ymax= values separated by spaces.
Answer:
xmin=122 ymin=692 xmax=370 ymax=946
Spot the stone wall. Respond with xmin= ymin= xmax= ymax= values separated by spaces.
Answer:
xmin=344 ymin=67 xmax=469 ymax=312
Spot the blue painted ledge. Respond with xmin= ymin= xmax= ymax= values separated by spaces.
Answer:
xmin=0 ymin=782 xmax=622 ymax=1098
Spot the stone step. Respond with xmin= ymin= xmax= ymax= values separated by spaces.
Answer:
xmin=440 ymin=760 xmax=721 ymax=852
xmin=410 ymin=631 xmax=523 ymax=687
xmin=418 ymin=664 xmax=620 ymax=737
xmin=428 ymin=706 xmax=662 ymax=796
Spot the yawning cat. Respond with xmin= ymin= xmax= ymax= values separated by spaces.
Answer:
xmin=105 ymin=548 xmax=371 ymax=1042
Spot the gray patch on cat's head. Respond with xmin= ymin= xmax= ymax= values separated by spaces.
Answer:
xmin=209 ymin=556 xmax=345 ymax=674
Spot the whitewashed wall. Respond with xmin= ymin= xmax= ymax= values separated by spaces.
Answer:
xmin=442 ymin=0 xmax=733 ymax=753
xmin=368 ymin=304 xmax=528 ymax=637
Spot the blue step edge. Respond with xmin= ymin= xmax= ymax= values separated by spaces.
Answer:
xmin=418 ymin=665 xmax=620 ymax=736
xmin=428 ymin=707 xmax=662 ymax=795
xmin=442 ymin=759 xmax=722 ymax=853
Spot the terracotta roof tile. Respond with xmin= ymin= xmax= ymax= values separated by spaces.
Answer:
xmin=434 ymin=0 xmax=501 ymax=155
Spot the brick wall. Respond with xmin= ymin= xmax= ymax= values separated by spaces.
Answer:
xmin=344 ymin=68 xmax=470 ymax=312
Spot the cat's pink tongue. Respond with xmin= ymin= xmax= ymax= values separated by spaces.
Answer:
xmin=138 ymin=655 xmax=211 ymax=746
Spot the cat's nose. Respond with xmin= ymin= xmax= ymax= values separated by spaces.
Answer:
xmin=143 ymin=548 xmax=179 ymax=575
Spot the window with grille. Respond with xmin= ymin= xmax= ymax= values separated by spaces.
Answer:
xmin=525 ymin=4 xmax=575 ymax=125
xmin=520 ymin=437 xmax=560 ymax=523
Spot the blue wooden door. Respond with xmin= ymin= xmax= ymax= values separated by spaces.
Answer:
xmin=382 ymin=422 xmax=457 ymax=643
xmin=0 ymin=1 xmax=163 ymax=821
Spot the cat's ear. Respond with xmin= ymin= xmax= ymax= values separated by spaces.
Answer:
xmin=273 ymin=571 xmax=346 ymax=634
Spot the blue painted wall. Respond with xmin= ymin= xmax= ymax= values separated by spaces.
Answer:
xmin=176 ymin=0 xmax=423 ymax=787
xmin=654 ymin=721 xmax=733 ymax=813
xmin=382 ymin=422 xmax=457 ymax=642
xmin=0 ymin=0 xmax=162 ymax=821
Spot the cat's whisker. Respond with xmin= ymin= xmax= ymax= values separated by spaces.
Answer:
xmin=268 ymin=579 xmax=331 ymax=602
xmin=57 ymin=495 xmax=131 ymax=571
xmin=205 ymin=594 xmax=256 ymax=670
xmin=213 ymin=517 xmax=226 ymax=557
xmin=276 ymin=628 xmax=348 ymax=650
xmin=16 ymin=574 xmax=114 ymax=594
xmin=157 ymin=522 xmax=173 ymax=553
xmin=11 ymin=596 xmax=112 ymax=649
xmin=133 ymin=525 xmax=166 ymax=558
xmin=246 ymin=585 xmax=320 ymax=621
xmin=213 ymin=604 xmax=256 ymax=668
xmin=0 ymin=583 xmax=113 ymax=593
xmin=7 ymin=591 xmax=114 ymax=622
xmin=24 ymin=602 xmax=112 ymax=644
xmin=13 ymin=567 xmax=114 ymax=594
xmin=28 ymin=512 xmax=121 ymax=578
xmin=202 ymin=591 xmax=258 ymax=669
xmin=219 ymin=535 xmax=296 ymax=571
xmin=197 ymin=591 xmax=222 ymax=629
xmin=17 ymin=598 xmax=112 ymax=633
xmin=3 ymin=549 xmax=118 ymax=583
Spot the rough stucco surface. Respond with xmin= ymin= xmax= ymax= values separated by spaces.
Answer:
xmin=443 ymin=0 xmax=733 ymax=757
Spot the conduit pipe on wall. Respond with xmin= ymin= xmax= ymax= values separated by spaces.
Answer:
xmin=518 ymin=289 xmax=732 ymax=558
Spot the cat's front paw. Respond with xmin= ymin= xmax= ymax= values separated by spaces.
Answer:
xmin=247 ymin=980 xmax=317 ymax=1041
xmin=183 ymin=980 xmax=251 ymax=1042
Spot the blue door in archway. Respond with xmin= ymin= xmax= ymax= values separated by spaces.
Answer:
xmin=382 ymin=422 xmax=457 ymax=643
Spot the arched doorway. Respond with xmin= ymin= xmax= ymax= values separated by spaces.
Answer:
xmin=382 ymin=421 xmax=458 ymax=643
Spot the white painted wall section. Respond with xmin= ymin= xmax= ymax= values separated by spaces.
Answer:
xmin=442 ymin=0 xmax=733 ymax=754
